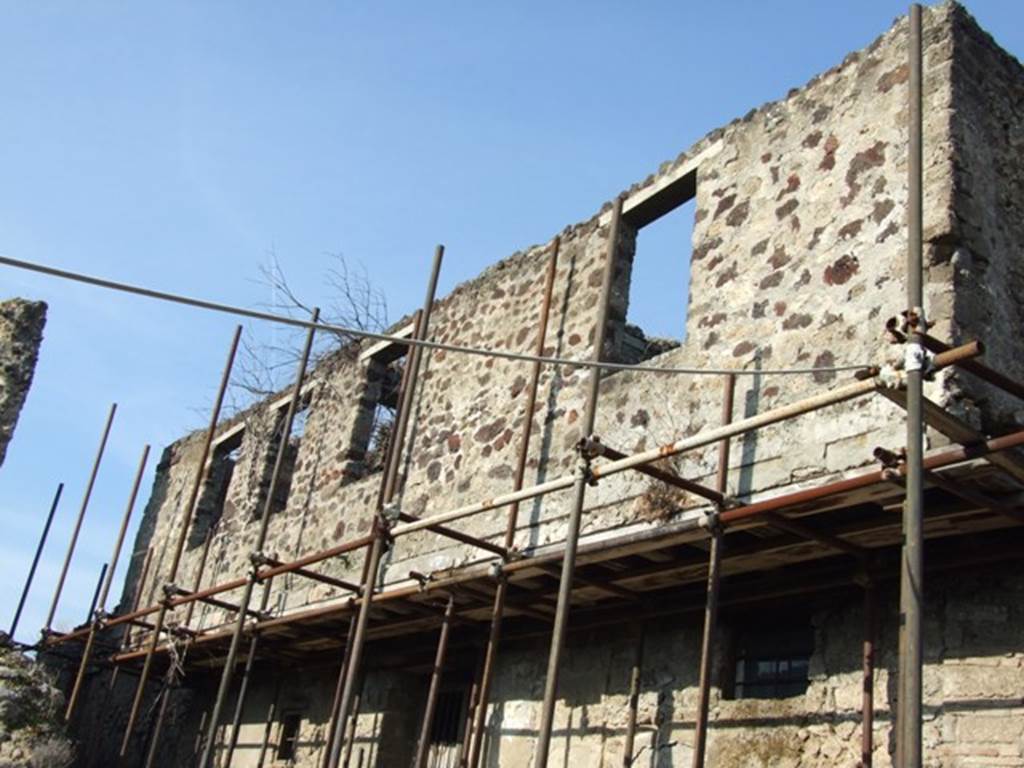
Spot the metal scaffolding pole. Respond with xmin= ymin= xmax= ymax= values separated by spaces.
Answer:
xmin=119 ymin=325 xmax=241 ymax=758
xmin=110 ymin=546 xmax=153 ymax=690
xmin=534 ymin=197 xmax=622 ymax=767
xmin=85 ymin=563 xmax=108 ymax=626
xmin=412 ymin=595 xmax=455 ymax=768
xmin=326 ymin=245 xmax=445 ymax=768
xmin=66 ymin=444 xmax=151 ymax=720
xmin=621 ymin=624 xmax=645 ymax=768
xmin=44 ymin=402 xmax=117 ymax=633
xmin=198 ymin=309 xmax=320 ymax=768
xmin=9 ymin=482 xmax=63 ymax=640
xmin=899 ymin=5 xmax=925 ymax=767
xmin=183 ymin=525 xmax=217 ymax=628
xmin=691 ymin=374 xmax=735 ymax=768
xmin=321 ymin=312 xmax=418 ymax=768
xmin=223 ymin=579 xmax=275 ymax=766
xmin=142 ymin=686 xmax=171 ymax=768
xmin=862 ymin=581 xmax=876 ymax=768
xmin=467 ymin=238 xmax=560 ymax=768
xmin=320 ymin=317 xmax=422 ymax=768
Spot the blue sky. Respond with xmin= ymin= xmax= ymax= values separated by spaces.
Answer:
xmin=1 ymin=2 xmax=1021 ymax=642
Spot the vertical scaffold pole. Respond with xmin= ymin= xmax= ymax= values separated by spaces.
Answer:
xmin=66 ymin=444 xmax=151 ymax=720
xmin=467 ymin=238 xmax=560 ymax=768
xmin=862 ymin=581 xmax=876 ymax=768
xmin=326 ymin=246 xmax=445 ymax=768
xmin=321 ymin=311 xmax=422 ymax=768
xmin=144 ymin=525 xmax=217 ymax=762
xmin=412 ymin=595 xmax=455 ymax=768
xmin=900 ymin=5 xmax=925 ymax=768
xmin=119 ymin=325 xmax=241 ymax=758
xmin=44 ymin=402 xmax=117 ymax=634
xmin=691 ymin=373 xmax=735 ymax=768
xmin=533 ymin=198 xmax=622 ymax=768
xmin=110 ymin=546 xmax=153 ymax=690
xmin=621 ymin=624 xmax=646 ymax=767
xmin=198 ymin=309 xmax=320 ymax=768
xmin=9 ymin=482 xmax=64 ymax=640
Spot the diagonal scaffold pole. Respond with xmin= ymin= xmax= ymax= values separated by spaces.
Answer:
xmin=412 ymin=595 xmax=456 ymax=768
xmin=9 ymin=482 xmax=64 ymax=640
xmin=44 ymin=402 xmax=117 ymax=634
xmin=533 ymin=196 xmax=623 ymax=767
xmin=119 ymin=325 xmax=242 ymax=759
xmin=899 ymin=5 xmax=925 ymax=767
xmin=326 ymin=245 xmax=445 ymax=768
xmin=65 ymin=443 xmax=151 ymax=720
xmin=198 ymin=308 xmax=320 ymax=768
xmin=142 ymin=524 xmax=218 ymax=763
xmin=691 ymin=373 xmax=735 ymax=768
xmin=109 ymin=546 xmax=153 ymax=690
xmin=466 ymin=237 xmax=560 ymax=768
xmin=320 ymin=311 xmax=422 ymax=768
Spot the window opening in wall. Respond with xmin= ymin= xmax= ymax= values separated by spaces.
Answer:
xmin=193 ymin=426 xmax=244 ymax=544
xmin=427 ymin=688 xmax=466 ymax=767
xmin=728 ymin=622 xmax=814 ymax=700
xmin=276 ymin=712 xmax=301 ymax=762
xmin=617 ymin=170 xmax=697 ymax=364
xmin=361 ymin=347 xmax=407 ymax=476
xmin=262 ymin=390 xmax=312 ymax=517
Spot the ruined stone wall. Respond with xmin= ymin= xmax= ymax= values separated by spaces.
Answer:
xmin=113 ymin=0 xmax=995 ymax=657
xmin=0 ymin=298 xmax=46 ymax=468
xmin=940 ymin=3 xmax=1024 ymax=431
xmin=76 ymin=3 xmax=1024 ymax=766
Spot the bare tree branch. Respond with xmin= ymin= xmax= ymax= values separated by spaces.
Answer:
xmin=231 ymin=249 xmax=389 ymax=405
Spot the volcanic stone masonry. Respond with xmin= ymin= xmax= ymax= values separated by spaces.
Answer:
xmin=64 ymin=3 xmax=1024 ymax=767
xmin=0 ymin=298 xmax=46 ymax=469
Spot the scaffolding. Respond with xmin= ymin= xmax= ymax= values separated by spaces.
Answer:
xmin=9 ymin=6 xmax=1024 ymax=767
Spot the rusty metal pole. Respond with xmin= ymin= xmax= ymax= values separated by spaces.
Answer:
xmin=326 ymin=246 xmax=444 ymax=768
xmin=183 ymin=526 xmax=216 ymax=629
xmin=467 ymin=239 xmax=560 ymax=768
xmin=900 ymin=6 xmax=925 ymax=768
xmin=85 ymin=563 xmax=108 ymax=626
xmin=223 ymin=579 xmax=275 ymax=766
xmin=534 ymin=198 xmax=622 ymax=768
xmin=413 ymin=596 xmax=456 ymax=768
xmin=66 ymin=444 xmax=151 ymax=720
xmin=341 ymin=689 xmax=362 ymax=768
xmin=119 ymin=325 xmax=241 ymax=758
xmin=621 ymin=624 xmax=646 ymax=768
xmin=44 ymin=402 xmax=117 ymax=634
xmin=692 ymin=373 xmax=735 ymax=768
xmin=9 ymin=482 xmax=64 ymax=640
xmin=256 ymin=681 xmax=281 ymax=768
xmin=321 ymin=311 xmax=423 ymax=768
xmin=110 ymin=546 xmax=153 ymax=690
xmin=197 ymin=310 xmax=320 ymax=768
xmin=459 ymin=661 xmax=482 ymax=767
xmin=862 ymin=582 xmax=876 ymax=768
xmin=143 ymin=687 xmax=171 ymax=768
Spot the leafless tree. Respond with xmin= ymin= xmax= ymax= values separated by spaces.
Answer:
xmin=231 ymin=249 xmax=389 ymax=405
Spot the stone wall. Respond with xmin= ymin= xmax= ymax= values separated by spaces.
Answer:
xmin=0 ymin=298 xmax=46 ymax=468
xmin=117 ymin=2 xmax=976 ymax=625
xmin=206 ymin=560 xmax=1024 ymax=768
